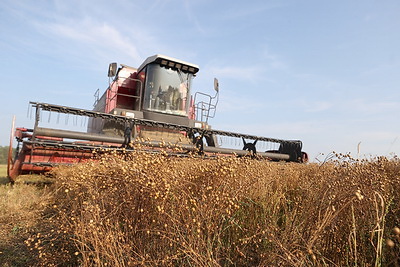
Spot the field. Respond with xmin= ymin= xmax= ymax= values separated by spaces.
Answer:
xmin=0 ymin=164 xmax=53 ymax=266
xmin=0 ymin=164 xmax=7 ymax=184
xmin=0 ymin=152 xmax=399 ymax=266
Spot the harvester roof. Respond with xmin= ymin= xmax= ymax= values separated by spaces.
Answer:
xmin=137 ymin=54 xmax=200 ymax=74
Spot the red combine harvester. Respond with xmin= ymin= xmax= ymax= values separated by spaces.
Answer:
xmin=7 ymin=54 xmax=308 ymax=183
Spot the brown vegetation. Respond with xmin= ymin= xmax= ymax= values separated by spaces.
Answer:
xmin=1 ymin=150 xmax=400 ymax=266
xmin=0 ymin=146 xmax=13 ymax=165
xmin=0 ymin=164 xmax=7 ymax=184
xmin=0 ymin=183 xmax=53 ymax=266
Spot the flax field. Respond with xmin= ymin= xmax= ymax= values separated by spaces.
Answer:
xmin=3 ymin=150 xmax=400 ymax=266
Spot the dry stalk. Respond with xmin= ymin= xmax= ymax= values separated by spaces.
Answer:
xmin=16 ymin=152 xmax=399 ymax=266
xmin=371 ymin=191 xmax=386 ymax=267
xmin=349 ymin=203 xmax=358 ymax=267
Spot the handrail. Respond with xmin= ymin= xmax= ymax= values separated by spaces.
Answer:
xmin=93 ymin=88 xmax=100 ymax=107
xmin=193 ymin=90 xmax=219 ymax=123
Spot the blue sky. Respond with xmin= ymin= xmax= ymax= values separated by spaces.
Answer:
xmin=1 ymin=0 xmax=400 ymax=161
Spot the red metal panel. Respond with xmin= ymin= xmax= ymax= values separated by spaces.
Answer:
xmin=8 ymin=141 xmax=96 ymax=182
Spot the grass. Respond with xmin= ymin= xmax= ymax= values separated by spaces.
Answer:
xmin=0 ymin=164 xmax=7 ymax=184
xmin=1 ymin=152 xmax=400 ymax=266
xmin=0 ymin=182 xmax=54 ymax=266
xmin=0 ymin=164 xmax=54 ymax=185
xmin=0 ymin=165 xmax=55 ymax=266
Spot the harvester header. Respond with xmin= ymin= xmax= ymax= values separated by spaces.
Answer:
xmin=7 ymin=54 xmax=308 ymax=182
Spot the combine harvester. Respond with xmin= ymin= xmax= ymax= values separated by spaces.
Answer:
xmin=7 ymin=54 xmax=308 ymax=183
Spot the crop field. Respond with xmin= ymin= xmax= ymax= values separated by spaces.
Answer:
xmin=0 ymin=165 xmax=7 ymax=184
xmin=0 ymin=152 xmax=400 ymax=266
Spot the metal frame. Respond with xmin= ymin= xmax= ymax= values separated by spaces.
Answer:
xmin=7 ymin=102 xmax=307 ymax=182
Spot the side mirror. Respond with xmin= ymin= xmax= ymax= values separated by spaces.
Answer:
xmin=214 ymin=78 xmax=219 ymax=92
xmin=108 ymin=62 xmax=118 ymax=77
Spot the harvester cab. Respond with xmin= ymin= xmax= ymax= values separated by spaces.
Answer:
xmin=7 ymin=54 xmax=308 ymax=183
xmin=88 ymin=55 xmax=216 ymax=146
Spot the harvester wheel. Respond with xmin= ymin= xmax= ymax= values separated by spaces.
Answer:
xmin=194 ymin=136 xmax=204 ymax=154
xmin=301 ymin=152 xmax=309 ymax=163
xmin=242 ymin=138 xmax=258 ymax=156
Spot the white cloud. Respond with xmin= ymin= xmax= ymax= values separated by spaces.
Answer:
xmin=359 ymin=131 xmax=399 ymax=141
xmin=222 ymin=2 xmax=285 ymax=20
xmin=216 ymin=91 xmax=266 ymax=114
xmin=34 ymin=18 xmax=145 ymax=65
xmin=260 ymin=47 xmax=288 ymax=70
xmin=206 ymin=55 xmax=285 ymax=84
xmin=303 ymin=101 xmax=333 ymax=112
xmin=359 ymin=62 xmax=400 ymax=77
xmin=182 ymin=0 xmax=206 ymax=34
xmin=346 ymin=98 xmax=399 ymax=114
xmin=209 ymin=65 xmax=260 ymax=81
xmin=2 ymin=0 xmax=162 ymax=69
